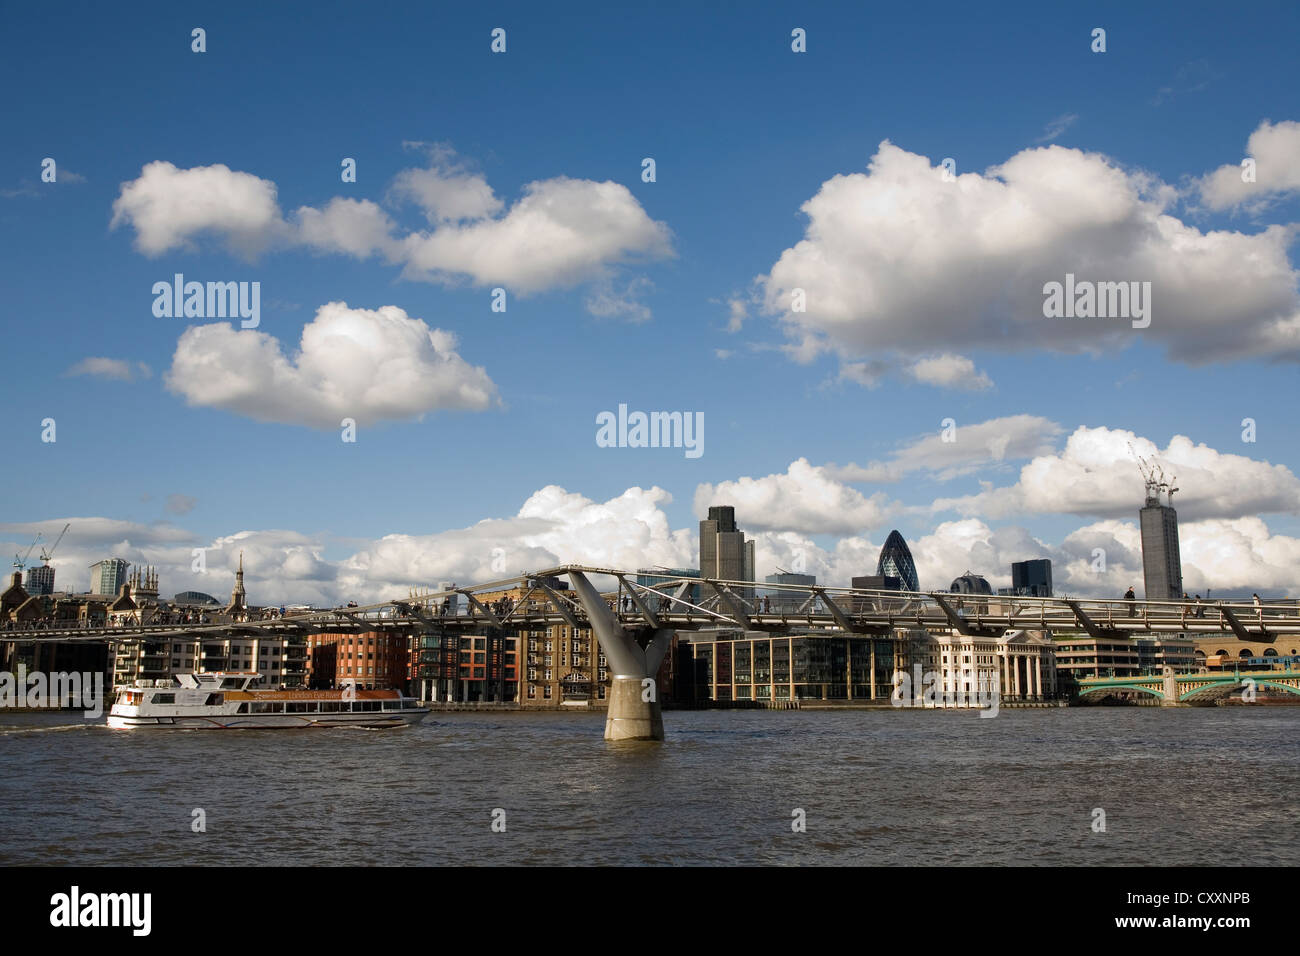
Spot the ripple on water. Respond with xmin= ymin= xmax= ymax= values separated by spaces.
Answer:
xmin=0 ymin=707 xmax=1296 ymax=865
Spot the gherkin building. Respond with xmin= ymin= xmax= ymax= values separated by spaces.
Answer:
xmin=876 ymin=530 xmax=919 ymax=592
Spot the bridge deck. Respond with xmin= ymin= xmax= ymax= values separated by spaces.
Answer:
xmin=4 ymin=564 xmax=1296 ymax=643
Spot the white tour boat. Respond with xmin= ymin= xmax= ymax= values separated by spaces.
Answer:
xmin=106 ymin=672 xmax=429 ymax=730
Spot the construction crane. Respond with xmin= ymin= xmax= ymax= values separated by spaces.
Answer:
xmin=1128 ymin=442 xmax=1168 ymax=503
xmin=12 ymin=533 xmax=41 ymax=571
xmin=39 ymin=523 xmax=70 ymax=565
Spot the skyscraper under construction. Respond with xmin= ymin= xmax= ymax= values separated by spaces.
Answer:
xmin=1139 ymin=467 xmax=1183 ymax=601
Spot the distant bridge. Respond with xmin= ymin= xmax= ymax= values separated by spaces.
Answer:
xmin=1077 ymin=667 xmax=1300 ymax=704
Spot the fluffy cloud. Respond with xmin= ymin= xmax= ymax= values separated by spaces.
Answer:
xmin=293 ymin=197 xmax=402 ymax=259
xmin=111 ymin=155 xmax=672 ymax=311
xmin=164 ymin=301 xmax=499 ymax=427
xmin=389 ymin=145 xmax=504 ymax=223
xmin=694 ymin=459 xmax=894 ymax=535
xmin=906 ymin=353 xmax=993 ymax=390
xmin=828 ymin=415 xmax=1063 ymax=483
xmin=2 ymin=485 xmax=695 ymax=606
xmin=758 ymin=139 xmax=1300 ymax=366
xmin=931 ymin=426 xmax=1300 ymax=521
xmin=396 ymin=176 xmax=671 ymax=293
xmin=1198 ymin=120 xmax=1300 ymax=211
xmin=7 ymin=474 xmax=1299 ymax=607
xmin=65 ymin=357 xmax=152 ymax=382
xmin=110 ymin=161 xmax=287 ymax=256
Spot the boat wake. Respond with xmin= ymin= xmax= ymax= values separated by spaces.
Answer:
xmin=0 ymin=722 xmax=101 ymax=736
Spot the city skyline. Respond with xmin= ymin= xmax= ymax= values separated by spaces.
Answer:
xmin=3 ymin=3 xmax=1299 ymax=608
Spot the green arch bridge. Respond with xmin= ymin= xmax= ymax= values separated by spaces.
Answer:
xmin=1077 ymin=668 xmax=1300 ymax=705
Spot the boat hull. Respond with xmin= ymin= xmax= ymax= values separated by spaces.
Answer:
xmin=106 ymin=710 xmax=429 ymax=730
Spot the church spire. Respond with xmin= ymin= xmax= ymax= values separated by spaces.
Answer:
xmin=226 ymin=549 xmax=247 ymax=618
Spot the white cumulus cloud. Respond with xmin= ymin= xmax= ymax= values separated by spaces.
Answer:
xmin=1198 ymin=119 xmax=1300 ymax=211
xmin=111 ymin=155 xmax=672 ymax=313
xmin=758 ymin=139 xmax=1300 ymax=366
xmin=694 ymin=459 xmax=894 ymax=535
xmin=164 ymin=301 xmax=499 ymax=428
xmin=110 ymin=161 xmax=288 ymax=257
xmin=931 ymin=426 xmax=1300 ymax=521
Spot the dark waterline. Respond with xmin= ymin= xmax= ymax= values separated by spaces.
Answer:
xmin=2 ymin=707 xmax=1296 ymax=866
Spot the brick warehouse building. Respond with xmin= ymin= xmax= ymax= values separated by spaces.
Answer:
xmin=305 ymin=582 xmax=688 ymax=707
xmin=306 ymin=631 xmax=412 ymax=691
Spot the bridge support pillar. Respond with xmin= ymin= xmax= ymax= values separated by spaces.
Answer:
xmin=606 ymin=676 xmax=664 ymax=741
xmin=1161 ymin=667 xmax=1181 ymax=706
xmin=566 ymin=570 xmax=673 ymax=742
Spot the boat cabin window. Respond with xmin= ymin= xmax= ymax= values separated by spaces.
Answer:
xmin=153 ymin=693 xmax=175 ymax=704
xmin=204 ymin=693 xmax=223 ymax=706
xmin=237 ymin=703 xmax=249 ymax=714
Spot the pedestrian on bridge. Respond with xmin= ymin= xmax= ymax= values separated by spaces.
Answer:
xmin=1124 ymin=586 xmax=1136 ymax=617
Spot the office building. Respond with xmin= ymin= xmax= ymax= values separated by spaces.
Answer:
xmin=636 ymin=568 xmax=701 ymax=608
xmin=1010 ymin=559 xmax=1053 ymax=597
xmin=764 ymin=572 xmax=815 ymax=612
xmin=699 ymin=506 xmax=756 ymax=599
xmin=679 ymin=630 xmax=899 ymax=702
xmin=1139 ymin=477 xmax=1183 ymax=600
xmin=437 ymin=580 xmax=460 ymax=615
xmin=89 ymin=558 xmax=129 ymax=596
xmin=850 ymin=574 xmax=905 ymax=612
xmin=876 ymin=530 xmax=919 ymax=592
xmin=901 ymin=629 xmax=1058 ymax=703
xmin=25 ymin=563 xmax=55 ymax=595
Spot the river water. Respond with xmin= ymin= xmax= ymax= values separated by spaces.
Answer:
xmin=1 ymin=707 xmax=1295 ymax=866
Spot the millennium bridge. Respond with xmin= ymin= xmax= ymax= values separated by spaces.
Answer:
xmin=4 ymin=566 xmax=1298 ymax=738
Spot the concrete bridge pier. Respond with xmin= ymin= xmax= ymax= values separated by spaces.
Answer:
xmin=566 ymin=570 xmax=673 ymax=741
xmin=1161 ymin=667 xmax=1181 ymax=707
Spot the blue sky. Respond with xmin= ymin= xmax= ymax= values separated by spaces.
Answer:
xmin=2 ymin=1 xmax=1298 ymax=604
